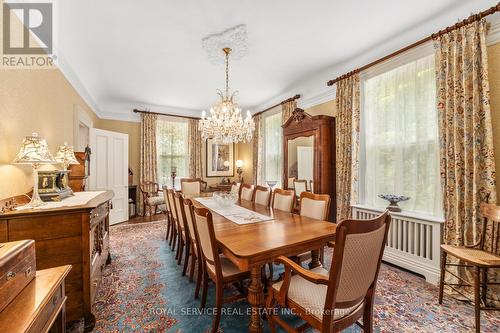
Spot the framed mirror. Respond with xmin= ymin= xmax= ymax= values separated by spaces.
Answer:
xmin=282 ymin=108 xmax=337 ymax=221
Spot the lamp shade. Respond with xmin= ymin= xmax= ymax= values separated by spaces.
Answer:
xmin=54 ymin=142 xmax=79 ymax=166
xmin=235 ymin=159 xmax=244 ymax=168
xmin=13 ymin=132 xmax=56 ymax=164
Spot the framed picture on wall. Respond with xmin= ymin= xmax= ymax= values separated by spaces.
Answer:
xmin=206 ymin=139 xmax=234 ymax=177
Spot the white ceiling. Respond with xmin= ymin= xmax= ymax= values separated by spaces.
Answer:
xmin=56 ymin=0 xmax=500 ymax=121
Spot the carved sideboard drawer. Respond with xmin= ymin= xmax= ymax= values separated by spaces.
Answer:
xmin=90 ymin=203 xmax=109 ymax=226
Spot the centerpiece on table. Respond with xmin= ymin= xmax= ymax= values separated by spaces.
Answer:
xmin=213 ymin=191 xmax=238 ymax=208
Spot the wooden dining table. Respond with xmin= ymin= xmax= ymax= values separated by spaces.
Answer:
xmin=190 ymin=193 xmax=337 ymax=333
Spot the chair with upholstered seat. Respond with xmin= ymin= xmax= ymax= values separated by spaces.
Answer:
xmin=139 ymin=181 xmax=165 ymax=216
xmin=190 ymin=207 xmax=249 ymax=332
xmin=180 ymin=178 xmax=207 ymax=195
xmin=162 ymin=188 xmax=174 ymax=243
xmin=166 ymin=189 xmax=177 ymax=249
xmin=239 ymin=183 xmax=254 ymax=201
xmin=173 ymin=191 xmax=189 ymax=265
xmin=296 ymin=192 xmax=331 ymax=266
xmin=272 ymin=188 xmax=295 ymax=212
xmin=253 ymin=185 xmax=271 ymax=206
xmin=266 ymin=211 xmax=391 ymax=333
xmin=181 ymin=198 xmax=204 ymax=298
xmin=293 ymin=179 xmax=308 ymax=198
xmin=439 ymin=203 xmax=500 ymax=333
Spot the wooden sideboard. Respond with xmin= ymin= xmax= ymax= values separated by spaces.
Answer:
xmin=0 ymin=191 xmax=113 ymax=331
xmin=0 ymin=265 xmax=72 ymax=333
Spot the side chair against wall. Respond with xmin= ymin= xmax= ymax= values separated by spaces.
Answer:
xmin=293 ymin=179 xmax=309 ymax=197
xmin=239 ymin=183 xmax=254 ymax=201
xmin=253 ymin=185 xmax=271 ymax=206
xmin=190 ymin=206 xmax=250 ymax=333
xmin=266 ymin=211 xmax=391 ymax=333
xmin=439 ymin=203 xmax=500 ymax=333
xmin=139 ymin=181 xmax=164 ymax=216
xmin=272 ymin=188 xmax=295 ymax=212
xmin=166 ymin=189 xmax=178 ymax=250
xmin=296 ymin=192 xmax=331 ymax=266
xmin=173 ymin=191 xmax=188 ymax=266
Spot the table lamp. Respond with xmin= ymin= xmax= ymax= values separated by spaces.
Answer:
xmin=236 ymin=159 xmax=244 ymax=182
xmin=54 ymin=142 xmax=79 ymax=170
xmin=13 ymin=133 xmax=56 ymax=207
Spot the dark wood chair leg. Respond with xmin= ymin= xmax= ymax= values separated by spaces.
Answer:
xmin=171 ymin=223 xmax=177 ymax=250
xmin=195 ymin=257 xmax=203 ymax=299
xmin=142 ymin=202 xmax=147 ymax=217
xmin=182 ymin=240 xmax=190 ymax=276
xmin=189 ymin=246 xmax=196 ymax=282
xmin=200 ymin=269 xmax=208 ymax=309
xmin=363 ymin=292 xmax=375 ymax=333
xmin=481 ymin=268 xmax=488 ymax=306
xmin=154 ymin=204 xmax=158 ymax=216
xmin=474 ymin=266 xmax=481 ymax=333
xmin=265 ymin=290 xmax=277 ymax=333
xmin=438 ymin=251 xmax=447 ymax=304
xmin=177 ymin=236 xmax=184 ymax=265
xmin=212 ymin=281 xmax=223 ymax=333
xmin=166 ymin=214 xmax=171 ymax=241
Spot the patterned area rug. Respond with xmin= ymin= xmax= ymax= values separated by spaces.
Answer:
xmin=81 ymin=221 xmax=499 ymax=333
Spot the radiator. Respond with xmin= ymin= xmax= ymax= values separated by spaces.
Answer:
xmin=352 ymin=205 xmax=443 ymax=285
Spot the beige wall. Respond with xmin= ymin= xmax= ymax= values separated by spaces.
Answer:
xmin=305 ymin=99 xmax=337 ymax=117
xmin=488 ymin=42 xmax=500 ymax=197
xmin=0 ymin=69 xmax=99 ymax=199
xmin=97 ymin=119 xmax=141 ymax=185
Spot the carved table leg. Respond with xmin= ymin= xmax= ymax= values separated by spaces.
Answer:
xmin=248 ymin=266 xmax=264 ymax=333
xmin=308 ymin=249 xmax=322 ymax=269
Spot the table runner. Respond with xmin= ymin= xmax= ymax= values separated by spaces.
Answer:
xmin=194 ymin=197 xmax=274 ymax=225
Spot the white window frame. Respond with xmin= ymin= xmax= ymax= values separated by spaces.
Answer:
xmin=262 ymin=107 xmax=283 ymax=187
xmin=358 ymin=42 xmax=442 ymax=218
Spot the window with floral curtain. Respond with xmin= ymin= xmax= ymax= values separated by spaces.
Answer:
xmin=360 ymin=52 xmax=442 ymax=216
xmin=156 ymin=118 xmax=189 ymax=188
xmin=263 ymin=110 xmax=283 ymax=188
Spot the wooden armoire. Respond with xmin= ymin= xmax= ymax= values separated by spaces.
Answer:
xmin=282 ymin=108 xmax=336 ymax=221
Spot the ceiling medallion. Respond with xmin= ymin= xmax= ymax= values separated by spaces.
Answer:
xmin=202 ymin=25 xmax=248 ymax=65
xmin=199 ymin=47 xmax=255 ymax=144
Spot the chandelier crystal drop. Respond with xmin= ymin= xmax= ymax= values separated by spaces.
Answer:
xmin=199 ymin=47 xmax=255 ymax=144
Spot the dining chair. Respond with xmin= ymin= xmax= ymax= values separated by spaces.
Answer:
xmin=266 ymin=211 xmax=391 ymax=333
xmin=296 ymin=192 xmax=332 ymax=265
xmin=293 ymin=179 xmax=309 ymax=197
xmin=139 ymin=181 xmax=164 ymax=216
xmin=190 ymin=206 xmax=249 ymax=332
xmin=272 ymin=188 xmax=295 ymax=212
xmin=181 ymin=178 xmax=207 ymax=195
xmin=253 ymin=185 xmax=271 ymax=206
xmin=181 ymin=198 xmax=204 ymax=298
xmin=162 ymin=187 xmax=173 ymax=243
xmin=173 ymin=191 xmax=188 ymax=265
xmin=166 ymin=189 xmax=178 ymax=250
xmin=239 ymin=183 xmax=254 ymax=201
xmin=439 ymin=203 xmax=500 ymax=333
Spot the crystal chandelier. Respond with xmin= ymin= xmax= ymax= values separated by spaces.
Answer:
xmin=199 ymin=47 xmax=255 ymax=144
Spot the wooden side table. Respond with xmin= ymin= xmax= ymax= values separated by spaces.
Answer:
xmin=0 ymin=265 xmax=72 ymax=333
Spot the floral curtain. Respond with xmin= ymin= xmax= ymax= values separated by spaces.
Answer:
xmin=140 ymin=113 xmax=158 ymax=214
xmin=281 ymin=99 xmax=297 ymax=124
xmin=435 ymin=19 xmax=498 ymax=304
xmin=335 ymin=74 xmax=360 ymax=221
xmin=188 ymin=119 xmax=203 ymax=179
xmin=252 ymin=114 xmax=263 ymax=185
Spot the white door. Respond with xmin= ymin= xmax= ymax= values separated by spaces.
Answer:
xmin=89 ymin=128 xmax=129 ymax=225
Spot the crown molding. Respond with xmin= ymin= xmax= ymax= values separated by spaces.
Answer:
xmin=298 ymin=87 xmax=336 ymax=110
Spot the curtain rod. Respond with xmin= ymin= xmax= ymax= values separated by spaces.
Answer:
xmin=252 ymin=94 xmax=301 ymax=117
xmin=327 ymin=2 xmax=500 ymax=86
xmin=133 ymin=109 xmax=200 ymax=120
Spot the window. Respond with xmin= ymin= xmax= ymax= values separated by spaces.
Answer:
xmin=263 ymin=110 xmax=283 ymax=187
xmin=156 ymin=118 xmax=189 ymax=188
xmin=360 ymin=53 xmax=441 ymax=216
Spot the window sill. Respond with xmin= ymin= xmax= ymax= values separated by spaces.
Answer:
xmin=351 ymin=204 xmax=444 ymax=224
